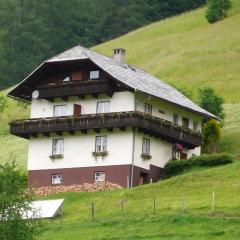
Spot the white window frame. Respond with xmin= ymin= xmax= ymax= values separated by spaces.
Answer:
xmin=53 ymin=104 xmax=67 ymax=117
xmin=193 ymin=121 xmax=199 ymax=132
xmin=144 ymin=103 xmax=152 ymax=115
xmin=173 ymin=113 xmax=179 ymax=124
xmin=52 ymin=139 xmax=64 ymax=156
xmin=94 ymin=172 xmax=106 ymax=182
xmin=96 ymin=101 xmax=110 ymax=114
xmin=89 ymin=70 xmax=99 ymax=80
xmin=51 ymin=174 xmax=63 ymax=184
xmin=142 ymin=138 xmax=150 ymax=155
xmin=95 ymin=136 xmax=107 ymax=152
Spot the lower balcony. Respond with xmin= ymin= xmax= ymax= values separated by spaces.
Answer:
xmin=9 ymin=111 xmax=201 ymax=148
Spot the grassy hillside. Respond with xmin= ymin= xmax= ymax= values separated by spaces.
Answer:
xmin=38 ymin=162 xmax=240 ymax=239
xmin=93 ymin=0 xmax=240 ymax=103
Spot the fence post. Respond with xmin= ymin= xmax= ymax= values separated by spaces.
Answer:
xmin=212 ymin=191 xmax=215 ymax=212
xmin=121 ymin=199 xmax=124 ymax=218
xmin=91 ymin=202 xmax=95 ymax=221
xmin=153 ymin=196 xmax=156 ymax=215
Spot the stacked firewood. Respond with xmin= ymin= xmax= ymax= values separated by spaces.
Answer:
xmin=33 ymin=182 xmax=122 ymax=197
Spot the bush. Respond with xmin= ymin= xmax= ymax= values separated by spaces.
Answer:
xmin=164 ymin=153 xmax=234 ymax=177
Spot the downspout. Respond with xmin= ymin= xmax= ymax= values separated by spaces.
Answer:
xmin=130 ymin=89 xmax=137 ymax=188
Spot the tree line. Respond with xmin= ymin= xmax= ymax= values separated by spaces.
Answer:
xmin=0 ymin=0 xmax=206 ymax=89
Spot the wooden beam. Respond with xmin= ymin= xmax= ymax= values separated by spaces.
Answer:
xmin=78 ymin=95 xmax=85 ymax=100
xmin=43 ymin=132 xmax=50 ymax=137
xmin=56 ymin=131 xmax=62 ymax=136
xmin=119 ymin=126 xmax=126 ymax=131
xmin=81 ymin=129 xmax=87 ymax=134
xmin=68 ymin=130 xmax=75 ymax=135
xmin=61 ymin=96 xmax=68 ymax=101
xmin=107 ymin=127 xmax=113 ymax=132
xmin=94 ymin=128 xmax=100 ymax=133
xmin=31 ymin=133 xmax=38 ymax=138
xmin=92 ymin=93 xmax=98 ymax=99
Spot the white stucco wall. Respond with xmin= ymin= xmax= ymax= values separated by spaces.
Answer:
xmin=31 ymin=91 xmax=135 ymax=118
xmin=135 ymin=92 xmax=203 ymax=132
xmin=28 ymin=128 xmax=133 ymax=170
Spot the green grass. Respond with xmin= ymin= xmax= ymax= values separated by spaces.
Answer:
xmin=93 ymin=0 xmax=240 ymax=103
xmin=38 ymin=162 xmax=240 ymax=239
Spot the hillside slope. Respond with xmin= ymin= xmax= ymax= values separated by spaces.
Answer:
xmin=39 ymin=162 xmax=240 ymax=239
xmin=93 ymin=0 xmax=240 ymax=103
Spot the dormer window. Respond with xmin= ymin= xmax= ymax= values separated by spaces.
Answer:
xmin=90 ymin=71 xmax=99 ymax=80
xmin=61 ymin=73 xmax=71 ymax=82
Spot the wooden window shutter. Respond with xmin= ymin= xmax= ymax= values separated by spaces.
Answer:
xmin=74 ymin=104 xmax=82 ymax=115
xmin=72 ymin=71 xmax=83 ymax=81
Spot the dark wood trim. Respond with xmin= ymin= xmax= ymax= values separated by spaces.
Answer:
xmin=10 ymin=111 xmax=201 ymax=148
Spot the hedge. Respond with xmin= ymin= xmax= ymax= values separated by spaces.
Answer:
xmin=164 ymin=153 xmax=234 ymax=177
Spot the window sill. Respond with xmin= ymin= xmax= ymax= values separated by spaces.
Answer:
xmin=92 ymin=151 xmax=108 ymax=157
xmin=141 ymin=153 xmax=152 ymax=160
xmin=49 ymin=154 xmax=64 ymax=160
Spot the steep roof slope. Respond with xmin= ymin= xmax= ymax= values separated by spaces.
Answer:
xmin=9 ymin=45 xmax=216 ymax=118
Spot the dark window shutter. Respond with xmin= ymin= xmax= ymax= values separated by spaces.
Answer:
xmin=72 ymin=71 xmax=83 ymax=81
xmin=74 ymin=104 xmax=82 ymax=115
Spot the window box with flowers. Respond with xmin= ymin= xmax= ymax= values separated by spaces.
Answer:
xmin=141 ymin=153 xmax=152 ymax=160
xmin=49 ymin=154 xmax=64 ymax=160
xmin=92 ymin=151 xmax=108 ymax=158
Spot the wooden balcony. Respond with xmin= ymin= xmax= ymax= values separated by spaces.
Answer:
xmin=37 ymin=80 xmax=113 ymax=100
xmin=9 ymin=111 xmax=201 ymax=148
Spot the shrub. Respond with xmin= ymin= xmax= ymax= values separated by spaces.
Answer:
xmin=164 ymin=153 xmax=234 ymax=177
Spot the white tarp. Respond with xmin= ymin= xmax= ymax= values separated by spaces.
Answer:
xmin=22 ymin=199 xmax=64 ymax=219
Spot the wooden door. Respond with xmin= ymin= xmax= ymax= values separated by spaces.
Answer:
xmin=74 ymin=104 xmax=82 ymax=115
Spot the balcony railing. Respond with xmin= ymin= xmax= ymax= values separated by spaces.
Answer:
xmin=9 ymin=111 xmax=201 ymax=148
xmin=37 ymin=80 xmax=113 ymax=100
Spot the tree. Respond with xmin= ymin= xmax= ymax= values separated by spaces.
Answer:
xmin=198 ymin=87 xmax=225 ymax=120
xmin=0 ymin=160 xmax=44 ymax=240
xmin=202 ymin=119 xmax=221 ymax=153
xmin=206 ymin=0 xmax=231 ymax=23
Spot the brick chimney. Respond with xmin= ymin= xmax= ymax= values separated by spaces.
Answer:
xmin=112 ymin=48 xmax=126 ymax=63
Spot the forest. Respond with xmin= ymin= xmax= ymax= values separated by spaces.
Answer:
xmin=0 ymin=0 xmax=205 ymax=89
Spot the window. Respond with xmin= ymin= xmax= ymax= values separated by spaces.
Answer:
xmin=96 ymin=101 xmax=110 ymax=113
xmin=90 ymin=70 xmax=99 ymax=80
xmin=52 ymin=174 xmax=63 ymax=184
xmin=142 ymin=138 xmax=150 ymax=155
xmin=95 ymin=136 xmax=107 ymax=152
xmin=61 ymin=73 xmax=71 ymax=82
xmin=53 ymin=105 xmax=67 ymax=117
xmin=52 ymin=139 xmax=64 ymax=156
xmin=193 ymin=121 xmax=199 ymax=132
xmin=94 ymin=172 xmax=106 ymax=182
xmin=182 ymin=117 xmax=189 ymax=129
xmin=173 ymin=113 xmax=179 ymax=124
xmin=144 ymin=104 xmax=152 ymax=115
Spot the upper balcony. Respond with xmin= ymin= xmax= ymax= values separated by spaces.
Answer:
xmin=9 ymin=111 xmax=201 ymax=149
xmin=36 ymin=80 xmax=114 ymax=101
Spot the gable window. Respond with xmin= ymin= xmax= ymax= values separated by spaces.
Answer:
xmin=61 ymin=73 xmax=71 ymax=82
xmin=173 ymin=113 xmax=179 ymax=124
xmin=182 ymin=117 xmax=189 ymax=129
xmin=90 ymin=70 xmax=99 ymax=80
xmin=97 ymin=101 xmax=110 ymax=113
xmin=52 ymin=139 xmax=64 ymax=156
xmin=94 ymin=172 xmax=106 ymax=182
xmin=142 ymin=138 xmax=150 ymax=155
xmin=95 ymin=136 xmax=107 ymax=152
xmin=53 ymin=105 xmax=67 ymax=117
xmin=51 ymin=174 xmax=63 ymax=184
xmin=144 ymin=103 xmax=152 ymax=115
xmin=193 ymin=121 xmax=199 ymax=132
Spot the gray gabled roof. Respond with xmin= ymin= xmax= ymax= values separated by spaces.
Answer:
xmin=10 ymin=45 xmax=216 ymax=118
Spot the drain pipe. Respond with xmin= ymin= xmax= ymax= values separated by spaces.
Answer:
xmin=130 ymin=89 xmax=137 ymax=188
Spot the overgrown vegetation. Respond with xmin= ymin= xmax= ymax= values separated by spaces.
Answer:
xmin=0 ymin=160 xmax=44 ymax=240
xmin=0 ymin=0 xmax=206 ymax=90
xmin=164 ymin=153 xmax=234 ymax=177
xmin=206 ymin=0 xmax=231 ymax=23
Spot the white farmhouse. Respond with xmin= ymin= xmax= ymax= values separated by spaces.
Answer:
xmin=8 ymin=46 xmax=216 ymax=187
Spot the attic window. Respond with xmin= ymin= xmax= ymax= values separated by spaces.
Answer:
xmin=61 ymin=73 xmax=71 ymax=82
xmin=90 ymin=71 xmax=99 ymax=80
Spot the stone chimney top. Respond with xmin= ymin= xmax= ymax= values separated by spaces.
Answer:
xmin=112 ymin=48 xmax=126 ymax=63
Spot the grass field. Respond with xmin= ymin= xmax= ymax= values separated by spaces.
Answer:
xmin=38 ymin=161 xmax=240 ymax=239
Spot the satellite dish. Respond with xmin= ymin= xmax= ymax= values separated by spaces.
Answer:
xmin=32 ymin=90 xmax=39 ymax=99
